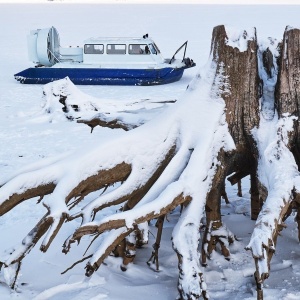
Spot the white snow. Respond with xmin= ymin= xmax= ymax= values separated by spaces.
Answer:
xmin=225 ymin=26 xmax=256 ymax=52
xmin=1 ymin=2 xmax=300 ymax=300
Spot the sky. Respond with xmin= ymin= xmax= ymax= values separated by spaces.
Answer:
xmin=0 ymin=0 xmax=300 ymax=4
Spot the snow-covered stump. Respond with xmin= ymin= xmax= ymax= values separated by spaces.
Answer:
xmin=246 ymin=27 xmax=300 ymax=299
xmin=212 ymin=25 xmax=261 ymax=212
xmin=0 ymin=24 xmax=276 ymax=300
xmin=198 ymin=25 xmax=260 ymax=267
xmin=0 ymin=26 xmax=256 ymax=299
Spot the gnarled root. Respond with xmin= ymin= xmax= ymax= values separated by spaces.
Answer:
xmin=147 ymin=215 xmax=165 ymax=271
xmin=201 ymin=221 xmax=235 ymax=266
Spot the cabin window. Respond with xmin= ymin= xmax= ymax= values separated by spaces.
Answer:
xmin=128 ymin=44 xmax=150 ymax=55
xmin=84 ymin=44 xmax=104 ymax=54
xmin=153 ymin=42 xmax=161 ymax=54
xmin=148 ymin=44 xmax=157 ymax=55
xmin=107 ymin=44 xmax=126 ymax=54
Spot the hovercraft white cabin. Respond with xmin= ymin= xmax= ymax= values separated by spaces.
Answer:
xmin=14 ymin=27 xmax=196 ymax=85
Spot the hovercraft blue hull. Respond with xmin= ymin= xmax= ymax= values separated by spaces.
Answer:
xmin=14 ymin=67 xmax=186 ymax=85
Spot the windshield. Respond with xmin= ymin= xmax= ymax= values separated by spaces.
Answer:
xmin=148 ymin=44 xmax=157 ymax=55
xmin=153 ymin=42 xmax=161 ymax=54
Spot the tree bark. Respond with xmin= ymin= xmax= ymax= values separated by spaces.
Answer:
xmin=201 ymin=25 xmax=260 ymax=262
xmin=276 ymin=27 xmax=300 ymax=157
xmin=246 ymin=27 xmax=300 ymax=299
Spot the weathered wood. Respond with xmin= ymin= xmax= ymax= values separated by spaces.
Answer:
xmin=77 ymin=116 xmax=133 ymax=132
xmin=227 ymin=170 xmax=250 ymax=185
xmin=221 ymin=183 xmax=230 ymax=204
xmin=237 ymin=180 xmax=242 ymax=197
xmin=0 ymin=182 xmax=56 ymax=216
xmin=85 ymin=228 xmax=134 ymax=276
xmin=78 ymin=145 xmax=176 ymax=221
xmin=262 ymin=47 xmax=274 ymax=78
xmin=250 ymin=172 xmax=261 ymax=220
xmin=0 ymin=213 xmax=53 ymax=288
xmin=250 ymin=27 xmax=300 ymax=293
xmin=201 ymin=25 xmax=260 ymax=266
xmin=69 ymin=193 xmax=191 ymax=245
xmin=147 ymin=215 xmax=165 ymax=271
xmin=211 ymin=25 xmax=260 ymax=152
xmin=123 ymin=145 xmax=176 ymax=210
xmin=66 ymin=162 xmax=132 ymax=205
xmin=276 ymin=27 xmax=300 ymax=152
xmin=121 ymin=232 xmax=137 ymax=271
xmin=202 ymin=151 xmax=230 ymax=264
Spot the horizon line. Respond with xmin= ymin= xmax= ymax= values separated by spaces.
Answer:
xmin=0 ymin=0 xmax=299 ymax=5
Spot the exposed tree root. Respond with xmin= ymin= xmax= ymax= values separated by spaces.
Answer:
xmin=67 ymin=193 xmax=191 ymax=247
xmin=42 ymin=77 xmax=176 ymax=130
xmin=0 ymin=182 xmax=56 ymax=216
xmin=77 ymin=114 xmax=133 ymax=132
xmin=201 ymin=221 xmax=235 ymax=266
xmin=5 ymin=24 xmax=300 ymax=300
xmin=147 ymin=215 xmax=165 ymax=271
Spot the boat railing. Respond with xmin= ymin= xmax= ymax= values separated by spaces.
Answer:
xmin=47 ymin=47 xmax=61 ymax=64
xmin=169 ymin=41 xmax=188 ymax=64
xmin=47 ymin=47 xmax=81 ymax=64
